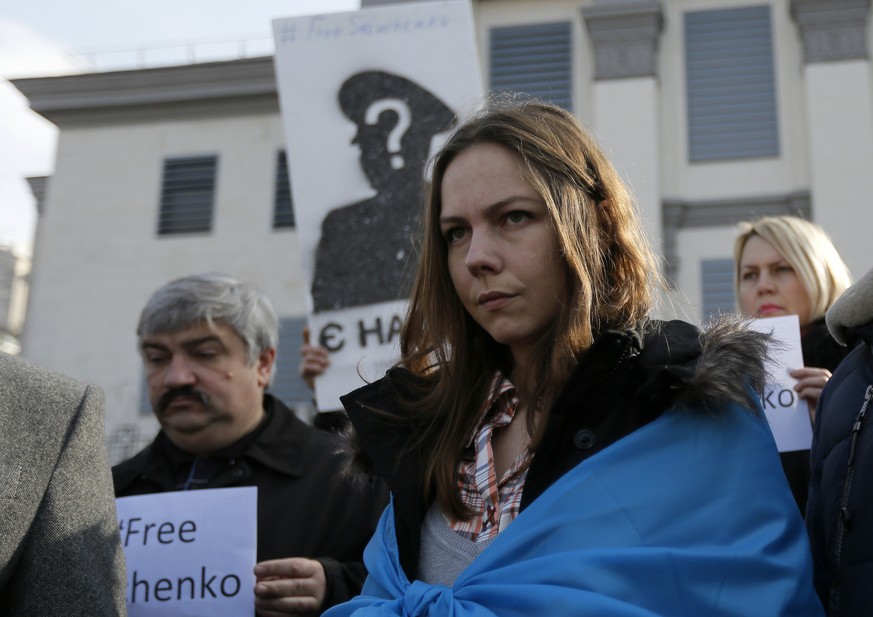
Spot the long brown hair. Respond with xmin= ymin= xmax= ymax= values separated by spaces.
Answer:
xmin=398 ymin=100 xmax=660 ymax=518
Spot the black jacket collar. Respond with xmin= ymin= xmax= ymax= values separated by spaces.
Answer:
xmin=114 ymin=394 xmax=307 ymax=492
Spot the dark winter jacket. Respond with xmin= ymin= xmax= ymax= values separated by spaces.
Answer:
xmin=781 ymin=318 xmax=853 ymax=514
xmin=113 ymin=394 xmax=388 ymax=613
xmin=807 ymin=323 xmax=873 ymax=616
xmin=342 ymin=318 xmax=776 ymax=580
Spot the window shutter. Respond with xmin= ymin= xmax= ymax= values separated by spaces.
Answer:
xmin=273 ymin=150 xmax=295 ymax=229
xmin=701 ymin=258 xmax=736 ymax=322
xmin=685 ymin=6 xmax=779 ymax=162
xmin=138 ymin=371 xmax=152 ymax=416
xmin=157 ymin=156 xmax=217 ymax=235
xmin=490 ymin=22 xmax=573 ymax=111
xmin=269 ymin=316 xmax=311 ymax=408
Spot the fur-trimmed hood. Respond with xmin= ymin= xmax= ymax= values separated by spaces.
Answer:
xmin=629 ymin=316 xmax=769 ymax=416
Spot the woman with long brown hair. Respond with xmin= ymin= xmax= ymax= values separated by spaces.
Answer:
xmin=326 ymin=100 xmax=821 ymax=616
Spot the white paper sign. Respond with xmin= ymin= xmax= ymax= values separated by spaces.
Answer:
xmin=747 ymin=315 xmax=813 ymax=452
xmin=272 ymin=0 xmax=483 ymax=411
xmin=116 ymin=487 xmax=257 ymax=617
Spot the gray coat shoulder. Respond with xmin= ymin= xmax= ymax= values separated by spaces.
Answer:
xmin=0 ymin=352 xmax=127 ymax=616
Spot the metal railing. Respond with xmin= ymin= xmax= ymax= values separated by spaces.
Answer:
xmin=72 ymin=34 xmax=275 ymax=73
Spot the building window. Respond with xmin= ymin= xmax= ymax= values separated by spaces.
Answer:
xmin=490 ymin=22 xmax=573 ymax=111
xmin=269 ymin=316 xmax=312 ymax=407
xmin=701 ymin=258 xmax=736 ymax=322
xmin=157 ymin=156 xmax=217 ymax=235
xmin=684 ymin=5 xmax=779 ymax=162
xmin=138 ymin=371 xmax=152 ymax=416
xmin=273 ymin=150 xmax=295 ymax=229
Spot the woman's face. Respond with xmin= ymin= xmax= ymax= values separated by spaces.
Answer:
xmin=738 ymin=234 xmax=813 ymax=326
xmin=439 ymin=142 xmax=567 ymax=371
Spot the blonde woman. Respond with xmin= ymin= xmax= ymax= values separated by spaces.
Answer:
xmin=735 ymin=215 xmax=852 ymax=513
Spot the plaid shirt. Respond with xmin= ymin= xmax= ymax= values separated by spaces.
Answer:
xmin=449 ymin=373 xmax=533 ymax=543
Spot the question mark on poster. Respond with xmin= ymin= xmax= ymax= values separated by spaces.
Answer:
xmin=364 ymin=98 xmax=411 ymax=170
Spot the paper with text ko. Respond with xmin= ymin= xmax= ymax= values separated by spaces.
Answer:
xmin=748 ymin=315 xmax=813 ymax=452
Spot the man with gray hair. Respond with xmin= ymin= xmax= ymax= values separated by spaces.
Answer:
xmin=113 ymin=273 xmax=387 ymax=616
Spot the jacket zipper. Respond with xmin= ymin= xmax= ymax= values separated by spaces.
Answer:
xmin=831 ymin=383 xmax=873 ymax=615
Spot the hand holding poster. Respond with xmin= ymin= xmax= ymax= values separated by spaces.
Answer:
xmin=272 ymin=0 xmax=483 ymax=411
xmin=747 ymin=315 xmax=813 ymax=452
xmin=116 ymin=487 xmax=257 ymax=617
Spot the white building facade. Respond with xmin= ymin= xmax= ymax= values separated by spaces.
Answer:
xmin=13 ymin=0 xmax=873 ymax=460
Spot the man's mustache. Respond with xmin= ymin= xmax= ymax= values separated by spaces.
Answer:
xmin=156 ymin=387 xmax=210 ymax=413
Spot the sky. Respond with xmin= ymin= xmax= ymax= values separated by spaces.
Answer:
xmin=0 ymin=0 xmax=360 ymax=256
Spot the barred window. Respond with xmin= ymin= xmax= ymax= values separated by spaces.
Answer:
xmin=269 ymin=316 xmax=312 ymax=407
xmin=490 ymin=22 xmax=573 ymax=111
xmin=157 ymin=156 xmax=217 ymax=235
xmin=701 ymin=258 xmax=736 ymax=322
xmin=273 ymin=150 xmax=295 ymax=229
xmin=685 ymin=5 xmax=779 ymax=162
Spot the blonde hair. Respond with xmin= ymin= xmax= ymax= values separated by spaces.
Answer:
xmin=734 ymin=215 xmax=851 ymax=322
xmin=398 ymin=99 xmax=662 ymax=517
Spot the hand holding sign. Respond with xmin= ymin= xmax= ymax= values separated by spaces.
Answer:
xmin=787 ymin=365 xmax=832 ymax=422
xmin=299 ymin=326 xmax=330 ymax=391
xmin=254 ymin=558 xmax=327 ymax=616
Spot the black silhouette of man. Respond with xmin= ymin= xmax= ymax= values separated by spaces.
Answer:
xmin=311 ymin=71 xmax=455 ymax=312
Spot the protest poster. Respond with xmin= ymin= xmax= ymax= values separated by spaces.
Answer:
xmin=747 ymin=314 xmax=813 ymax=452
xmin=272 ymin=0 xmax=483 ymax=411
xmin=116 ymin=487 xmax=257 ymax=617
